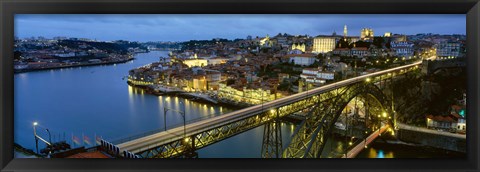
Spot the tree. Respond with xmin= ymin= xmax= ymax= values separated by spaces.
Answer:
xmin=351 ymin=41 xmax=370 ymax=48
xmin=372 ymin=37 xmax=384 ymax=48
xmin=336 ymin=38 xmax=350 ymax=48
xmin=226 ymin=79 xmax=236 ymax=86
xmin=385 ymin=37 xmax=392 ymax=49
xmin=14 ymin=51 xmax=22 ymax=60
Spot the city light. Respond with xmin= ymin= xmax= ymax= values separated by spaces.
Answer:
xmin=14 ymin=17 xmax=467 ymax=159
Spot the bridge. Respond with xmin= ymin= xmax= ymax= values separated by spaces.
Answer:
xmin=103 ymin=61 xmax=422 ymax=158
xmin=421 ymin=57 xmax=466 ymax=75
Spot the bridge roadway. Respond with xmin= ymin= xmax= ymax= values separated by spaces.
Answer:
xmin=341 ymin=124 xmax=390 ymax=158
xmin=116 ymin=60 xmax=423 ymax=156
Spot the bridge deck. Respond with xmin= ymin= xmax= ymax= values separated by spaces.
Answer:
xmin=116 ymin=60 xmax=424 ymax=156
xmin=342 ymin=125 xmax=390 ymax=158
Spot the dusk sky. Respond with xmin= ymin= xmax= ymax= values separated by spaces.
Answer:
xmin=15 ymin=14 xmax=465 ymax=42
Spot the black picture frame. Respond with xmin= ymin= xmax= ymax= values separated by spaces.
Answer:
xmin=1 ymin=0 xmax=479 ymax=172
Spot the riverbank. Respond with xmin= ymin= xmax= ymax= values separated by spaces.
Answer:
xmin=14 ymin=58 xmax=135 ymax=73
xmin=127 ymin=82 xmax=246 ymax=110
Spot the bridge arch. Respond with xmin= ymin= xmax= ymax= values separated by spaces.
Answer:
xmin=282 ymin=82 xmax=394 ymax=158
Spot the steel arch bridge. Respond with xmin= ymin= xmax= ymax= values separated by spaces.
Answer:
xmin=109 ymin=62 xmax=420 ymax=159
xmin=278 ymin=82 xmax=394 ymax=158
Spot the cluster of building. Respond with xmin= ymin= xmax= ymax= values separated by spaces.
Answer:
xmin=128 ymin=25 xmax=465 ymax=106
xmin=14 ymin=37 xmax=143 ymax=71
xmin=426 ymin=94 xmax=466 ymax=134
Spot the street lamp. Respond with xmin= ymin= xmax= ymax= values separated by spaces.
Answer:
xmin=45 ymin=129 xmax=52 ymax=144
xmin=163 ymin=97 xmax=170 ymax=131
xmin=163 ymin=98 xmax=187 ymax=139
xmin=179 ymin=101 xmax=187 ymax=139
xmin=33 ymin=122 xmax=39 ymax=154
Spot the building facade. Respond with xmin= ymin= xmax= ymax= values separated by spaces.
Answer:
xmin=312 ymin=36 xmax=336 ymax=54
xmin=360 ymin=28 xmax=374 ymax=41
xmin=183 ymin=58 xmax=208 ymax=68
xmin=436 ymin=41 xmax=461 ymax=58
xmin=391 ymin=41 xmax=415 ymax=57
xmin=288 ymin=54 xmax=318 ymax=66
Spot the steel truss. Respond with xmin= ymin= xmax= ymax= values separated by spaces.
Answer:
xmin=282 ymin=82 xmax=393 ymax=158
xmin=130 ymin=68 xmax=417 ymax=158
xmin=261 ymin=109 xmax=283 ymax=158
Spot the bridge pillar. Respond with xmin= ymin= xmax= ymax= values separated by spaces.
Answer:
xmin=182 ymin=136 xmax=198 ymax=158
xmin=261 ymin=109 xmax=283 ymax=158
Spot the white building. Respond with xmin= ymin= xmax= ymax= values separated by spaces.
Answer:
xmin=391 ymin=41 xmax=414 ymax=57
xmin=313 ymin=36 xmax=336 ymax=54
xmin=300 ymin=67 xmax=334 ymax=85
xmin=184 ymin=58 xmax=208 ymax=68
xmin=54 ymin=52 xmax=76 ymax=58
xmin=207 ymin=57 xmax=229 ymax=66
xmin=317 ymin=71 xmax=335 ymax=80
xmin=436 ymin=41 xmax=461 ymax=58
xmin=287 ymin=54 xmax=318 ymax=66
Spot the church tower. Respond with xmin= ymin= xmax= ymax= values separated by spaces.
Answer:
xmin=343 ymin=25 xmax=348 ymax=38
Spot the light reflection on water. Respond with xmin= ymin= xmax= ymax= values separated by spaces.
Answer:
xmin=14 ymin=51 xmax=232 ymax=153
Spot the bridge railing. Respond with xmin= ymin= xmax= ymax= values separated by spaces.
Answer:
xmin=117 ymin=62 xmax=423 ymax=156
xmin=110 ymin=113 xmax=224 ymax=145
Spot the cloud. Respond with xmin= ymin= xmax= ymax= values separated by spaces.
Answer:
xmin=15 ymin=14 xmax=465 ymax=42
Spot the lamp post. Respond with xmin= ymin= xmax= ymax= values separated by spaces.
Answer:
xmin=179 ymin=101 xmax=187 ymax=139
xmin=163 ymin=97 xmax=170 ymax=131
xmin=45 ymin=129 xmax=52 ymax=145
xmin=163 ymin=98 xmax=187 ymax=139
xmin=33 ymin=122 xmax=39 ymax=154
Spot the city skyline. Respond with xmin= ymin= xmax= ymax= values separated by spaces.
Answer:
xmin=15 ymin=14 xmax=466 ymax=42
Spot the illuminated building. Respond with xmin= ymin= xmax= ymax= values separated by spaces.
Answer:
xmin=207 ymin=57 xmax=229 ymax=66
xmin=312 ymin=36 xmax=336 ymax=54
xmin=360 ymin=28 xmax=374 ymax=41
xmin=183 ymin=58 xmax=208 ymax=68
xmin=260 ymin=34 xmax=273 ymax=47
xmin=192 ymin=76 xmax=207 ymax=91
xmin=343 ymin=25 xmax=348 ymax=38
xmin=218 ymin=83 xmax=283 ymax=105
xmin=384 ymin=32 xmax=392 ymax=37
xmin=291 ymin=43 xmax=306 ymax=52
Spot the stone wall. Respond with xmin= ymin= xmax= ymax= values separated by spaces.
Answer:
xmin=397 ymin=128 xmax=466 ymax=153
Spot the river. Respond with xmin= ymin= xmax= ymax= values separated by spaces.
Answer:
xmin=14 ymin=51 xmax=461 ymax=158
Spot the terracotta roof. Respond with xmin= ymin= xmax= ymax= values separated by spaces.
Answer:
xmin=451 ymin=105 xmax=463 ymax=111
xmin=427 ymin=115 xmax=456 ymax=123
xmin=450 ymin=113 xmax=461 ymax=119
xmin=284 ymin=53 xmax=317 ymax=58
